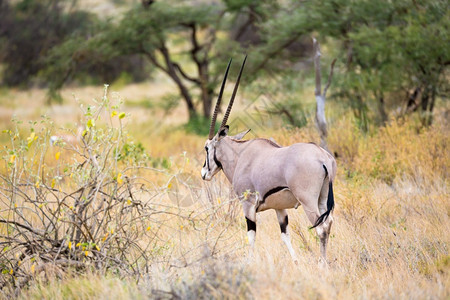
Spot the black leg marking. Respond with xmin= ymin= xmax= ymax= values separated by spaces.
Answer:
xmin=280 ymin=215 xmax=288 ymax=234
xmin=246 ymin=217 xmax=256 ymax=232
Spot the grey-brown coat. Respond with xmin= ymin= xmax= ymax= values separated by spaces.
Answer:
xmin=201 ymin=57 xmax=336 ymax=264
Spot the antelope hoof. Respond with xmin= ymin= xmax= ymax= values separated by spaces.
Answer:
xmin=318 ymin=257 xmax=328 ymax=269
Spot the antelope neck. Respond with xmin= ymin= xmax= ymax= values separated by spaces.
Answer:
xmin=218 ymin=137 xmax=248 ymax=183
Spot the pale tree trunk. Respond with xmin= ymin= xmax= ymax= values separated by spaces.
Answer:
xmin=313 ymin=38 xmax=336 ymax=152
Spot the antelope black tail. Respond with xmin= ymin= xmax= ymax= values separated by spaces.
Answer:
xmin=310 ymin=169 xmax=334 ymax=229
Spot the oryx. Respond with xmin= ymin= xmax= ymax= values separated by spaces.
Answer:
xmin=201 ymin=57 xmax=336 ymax=265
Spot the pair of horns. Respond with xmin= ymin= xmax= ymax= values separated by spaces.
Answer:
xmin=208 ymin=55 xmax=247 ymax=140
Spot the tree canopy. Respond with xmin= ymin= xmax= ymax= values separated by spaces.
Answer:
xmin=43 ymin=0 xmax=314 ymax=121
xmin=303 ymin=0 xmax=449 ymax=127
xmin=0 ymin=0 xmax=448 ymax=126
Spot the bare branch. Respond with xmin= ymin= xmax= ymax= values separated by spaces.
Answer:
xmin=189 ymin=23 xmax=202 ymax=65
xmin=143 ymin=51 xmax=167 ymax=74
xmin=159 ymin=45 xmax=196 ymax=117
xmin=252 ymin=34 xmax=302 ymax=74
xmin=173 ymin=62 xmax=201 ymax=85
xmin=0 ymin=220 xmax=46 ymax=237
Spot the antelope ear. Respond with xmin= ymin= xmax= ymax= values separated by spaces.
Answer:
xmin=232 ymin=129 xmax=251 ymax=140
xmin=218 ymin=125 xmax=229 ymax=138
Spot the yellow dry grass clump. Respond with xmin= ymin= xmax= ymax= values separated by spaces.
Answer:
xmin=0 ymin=86 xmax=448 ymax=299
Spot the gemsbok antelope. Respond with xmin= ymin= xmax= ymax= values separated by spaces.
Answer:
xmin=201 ymin=57 xmax=336 ymax=265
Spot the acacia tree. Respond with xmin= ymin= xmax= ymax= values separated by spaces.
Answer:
xmin=44 ymin=0 xmax=311 ymax=122
xmin=115 ymin=2 xmax=221 ymax=120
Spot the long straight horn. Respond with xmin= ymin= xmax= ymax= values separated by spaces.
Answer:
xmin=220 ymin=55 xmax=247 ymax=129
xmin=209 ymin=59 xmax=232 ymax=139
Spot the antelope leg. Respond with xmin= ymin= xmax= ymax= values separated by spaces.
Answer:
xmin=276 ymin=209 xmax=298 ymax=264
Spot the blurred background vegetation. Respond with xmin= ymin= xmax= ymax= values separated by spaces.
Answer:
xmin=0 ymin=0 xmax=448 ymax=129
xmin=0 ymin=1 xmax=449 ymax=298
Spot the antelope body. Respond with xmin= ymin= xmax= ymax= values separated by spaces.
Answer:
xmin=201 ymin=57 xmax=336 ymax=264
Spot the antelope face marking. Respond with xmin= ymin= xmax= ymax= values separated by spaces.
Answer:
xmin=201 ymin=139 xmax=220 ymax=181
xmin=201 ymin=126 xmax=228 ymax=181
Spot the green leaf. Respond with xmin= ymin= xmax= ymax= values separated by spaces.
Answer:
xmin=87 ymin=119 xmax=95 ymax=128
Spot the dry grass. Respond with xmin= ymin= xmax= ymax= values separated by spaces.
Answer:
xmin=1 ymin=84 xmax=449 ymax=299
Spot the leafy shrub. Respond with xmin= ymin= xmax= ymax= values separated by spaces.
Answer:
xmin=184 ymin=115 xmax=216 ymax=136
xmin=356 ymin=118 xmax=449 ymax=184
xmin=329 ymin=115 xmax=449 ymax=184
xmin=0 ymin=86 xmax=168 ymax=293
xmin=248 ymin=74 xmax=314 ymax=129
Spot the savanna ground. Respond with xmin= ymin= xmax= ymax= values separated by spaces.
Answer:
xmin=0 ymin=75 xmax=448 ymax=299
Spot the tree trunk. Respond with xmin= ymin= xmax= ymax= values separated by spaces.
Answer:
xmin=313 ymin=39 xmax=335 ymax=152
xmin=189 ymin=23 xmax=216 ymax=120
xmin=377 ymin=92 xmax=388 ymax=125
xmin=406 ymin=87 xmax=421 ymax=113
xmin=420 ymin=86 xmax=430 ymax=126
xmin=315 ymin=94 xmax=328 ymax=148
xmin=159 ymin=47 xmax=197 ymax=120
xmin=427 ymin=87 xmax=436 ymax=126
xmin=198 ymin=61 xmax=213 ymax=119
xmin=202 ymin=87 xmax=215 ymax=120
xmin=421 ymin=86 xmax=436 ymax=126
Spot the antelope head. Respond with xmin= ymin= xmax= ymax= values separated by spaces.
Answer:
xmin=201 ymin=56 xmax=247 ymax=181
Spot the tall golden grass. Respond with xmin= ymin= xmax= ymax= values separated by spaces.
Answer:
xmin=1 ymin=86 xmax=448 ymax=299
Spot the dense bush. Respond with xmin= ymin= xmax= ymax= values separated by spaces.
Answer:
xmin=0 ymin=86 xmax=153 ymax=289
xmin=0 ymin=86 xmax=186 ymax=294
xmin=304 ymin=0 xmax=449 ymax=126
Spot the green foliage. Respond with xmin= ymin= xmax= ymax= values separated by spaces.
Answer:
xmin=184 ymin=115 xmax=216 ymax=136
xmin=0 ymin=0 xmax=94 ymax=86
xmin=253 ymin=74 xmax=313 ymax=128
xmin=303 ymin=0 xmax=449 ymax=126
xmin=0 ymin=0 xmax=149 ymax=93
xmin=43 ymin=33 xmax=149 ymax=97
xmin=115 ymin=142 xmax=146 ymax=163
xmin=39 ymin=0 xmax=317 ymax=120
xmin=2 ymin=0 xmax=448 ymax=127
